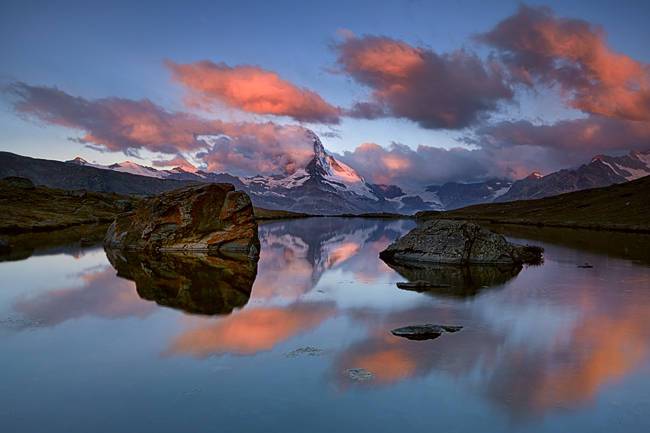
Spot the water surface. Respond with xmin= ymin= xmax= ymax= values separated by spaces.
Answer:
xmin=1 ymin=218 xmax=649 ymax=433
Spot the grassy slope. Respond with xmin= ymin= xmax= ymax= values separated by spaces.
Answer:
xmin=0 ymin=180 xmax=138 ymax=233
xmin=417 ymin=175 xmax=650 ymax=232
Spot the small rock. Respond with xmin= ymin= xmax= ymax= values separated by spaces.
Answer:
xmin=346 ymin=368 xmax=374 ymax=381
xmin=577 ymin=263 xmax=594 ymax=268
xmin=286 ymin=346 xmax=324 ymax=358
xmin=391 ymin=324 xmax=463 ymax=340
xmin=396 ymin=280 xmax=451 ymax=291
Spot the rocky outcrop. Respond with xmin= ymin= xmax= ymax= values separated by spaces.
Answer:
xmin=379 ymin=219 xmax=542 ymax=265
xmin=106 ymin=249 xmax=257 ymax=315
xmin=104 ymin=183 xmax=260 ymax=257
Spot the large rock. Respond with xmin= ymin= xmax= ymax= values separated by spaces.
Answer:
xmin=104 ymin=183 xmax=260 ymax=257
xmin=380 ymin=219 xmax=542 ymax=265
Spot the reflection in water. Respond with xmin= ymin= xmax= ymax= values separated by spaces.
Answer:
xmin=13 ymin=265 xmax=154 ymax=327
xmin=384 ymin=261 xmax=523 ymax=298
xmin=167 ymin=301 xmax=336 ymax=357
xmin=2 ymin=217 xmax=650 ymax=431
xmin=106 ymin=249 xmax=258 ymax=315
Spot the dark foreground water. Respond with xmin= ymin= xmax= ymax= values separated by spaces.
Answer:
xmin=1 ymin=218 xmax=650 ymax=433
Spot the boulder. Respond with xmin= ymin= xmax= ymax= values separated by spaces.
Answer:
xmin=391 ymin=324 xmax=463 ymax=340
xmin=380 ymin=219 xmax=542 ymax=266
xmin=104 ymin=183 xmax=260 ymax=257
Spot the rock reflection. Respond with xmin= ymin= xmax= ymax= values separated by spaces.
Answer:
xmin=106 ymin=249 xmax=258 ymax=315
xmin=385 ymin=261 xmax=522 ymax=298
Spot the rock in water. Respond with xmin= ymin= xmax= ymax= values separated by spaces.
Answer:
xmin=346 ymin=368 xmax=374 ymax=381
xmin=391 ymin=324 xmax=463 ymax=340
xmin=380 ymin=219 xmax=542 ymax=265
xmin=104 ymin=183 xmax=260 ymax=257
xmin=396 ymin=280 xmax=451 ymax=291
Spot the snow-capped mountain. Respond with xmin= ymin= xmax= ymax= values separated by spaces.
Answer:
xmin=495 ymin=149 xmax=650 ymax=203
xmin=65 ymin=135 xmax=650 ymax=213
xmin=67 ymin=132 xmax=441 ymax=214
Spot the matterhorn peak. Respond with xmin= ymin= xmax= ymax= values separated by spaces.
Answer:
xmin=526 ymin=171 xmax=543 ymax=180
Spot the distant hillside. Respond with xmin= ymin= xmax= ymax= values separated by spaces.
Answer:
xmin=0 ymin=151 xmax=196 ymax=196
xmin=417 ymin=175 xmax=650 ymax=232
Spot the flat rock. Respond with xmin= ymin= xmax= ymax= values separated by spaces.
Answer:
xmin=380 ymin=219 xmax=542 ymax=266
xmin=346 ymin=368 xmax=374 ymax=381
xmin=396 ymin=280 xmax=451 ymax=291
xmin=286 ymin=346 xmax=324 ymax=358
xmin=104 ymin=183 xmax=259 ymax=258
xmin=391 ymin=324 xmax=463 ymax=340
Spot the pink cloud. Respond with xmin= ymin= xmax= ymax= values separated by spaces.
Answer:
xmin=479 ymin=5 xmax=650 ymax=122
xmin=166 ymin=60 xmax=341 ymax=124
xmin=335 ymin=35 xmax=513 ymax=129
xmin=6 ymin=82 xmax=319 ymax=176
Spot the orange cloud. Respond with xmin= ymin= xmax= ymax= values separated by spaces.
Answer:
xmin=480 ymin=5 xmax=650 ymax=122
xmin=167 ymin=302 xmax=335 ymax=357
xmin=336 ymin=35 xmax=513 ymax=129
xmin=167 ymin=60 xmax=341 ymax=124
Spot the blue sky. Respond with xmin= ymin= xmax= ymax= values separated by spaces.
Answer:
xmin=1 ymin=0 xmax=649 ymax=185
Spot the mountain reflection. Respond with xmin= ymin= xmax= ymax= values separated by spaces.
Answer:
xmin=5 ymin=217 xmax=650 ymax=422
xmin=106 ymin=249 xmax=258 ymax=315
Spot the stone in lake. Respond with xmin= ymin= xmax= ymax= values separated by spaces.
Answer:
xmin=380 ymin=219 xmax=543 ymax=266
xmin=391 ymin=324 xmax=463 ymax=341
xmin=346 ymin=368 xmax=374 ymax=381
xmin=106 ymin=249 xmax=257 ymax=315
xmin=396 ymin=280 xmax=451 ymax=291
xmin=104 ymin=183 xmax=260 ymax=258
xmin=577 ymin=262 xmax=594 ymax=268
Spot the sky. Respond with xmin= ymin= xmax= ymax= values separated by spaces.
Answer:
xmin=1 ymin=0 xmax=650 ymax=188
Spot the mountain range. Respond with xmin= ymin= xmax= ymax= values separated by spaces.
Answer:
xmin=1 ymin=130 xmax=648 ymax=214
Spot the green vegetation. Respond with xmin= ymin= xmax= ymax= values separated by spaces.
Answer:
xmin=0 ymin=177 xmax=139 ymax=234
xmin=418 ymin=175 xmax=650 ymax=233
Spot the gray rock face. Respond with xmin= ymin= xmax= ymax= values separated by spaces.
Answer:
xmin=391 ymin=324 xmax=463 ymax=340
xmin=380 ymin=219 xmax=542 ymax=265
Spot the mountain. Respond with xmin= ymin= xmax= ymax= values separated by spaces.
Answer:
xmin=425 ymin=178 xmax=513 ymax=210
xmin=496 ymin=150 xmax=650 ymax=202
xmin=417 ymin=173 xmax=650 ymax=232
xmin=0 ymin=151 xmax=195 ymax=195
xmin=66 ymin=131 xmax=443 ymax=214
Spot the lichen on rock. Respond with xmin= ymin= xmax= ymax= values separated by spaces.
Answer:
xmin=104 ymin=183 xmax=260 ymax=258
xmin=380 ymin=219 xmax=542 ymax=266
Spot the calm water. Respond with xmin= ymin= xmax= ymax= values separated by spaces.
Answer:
xmin=1 ymin=218 xmax=650 ymax=433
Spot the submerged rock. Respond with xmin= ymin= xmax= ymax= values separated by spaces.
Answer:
xmin=286 ymin=346 xmax=324 ymax=358
xmin=391 ymin=324 xmax=463 ymax=340
xmin=346 ymin=368 xmax=374 ymax=381
xmin=104 ymin=183 xmax=260 ymax=258
xmin=106 ymin=249 xmax=257 ymax=315
xmin=380 ymin=219 xmax=542 ymax=266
